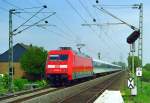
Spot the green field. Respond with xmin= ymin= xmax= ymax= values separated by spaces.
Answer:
xmin=122 ymin=82 xmax=150 ymax=103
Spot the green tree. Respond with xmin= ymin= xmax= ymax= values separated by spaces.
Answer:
xmin=14 ymin=78 xmax=28 ymax=90
xmin=143 ymin=63 xmax=150 ymax=71
xmin=142 ymin=63 xmax=150 ymax=82
xmin=20 ymin=46 xmax=47 ymax=78
xmin=142 ymin=69 xmax=150 ymax=82
xmin=128 ymin=56 xmax=141 ymax=72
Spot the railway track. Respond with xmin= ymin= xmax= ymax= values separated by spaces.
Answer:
xmin=59 ymin=71 xmax=123 ymax=103
xmin=0 ymin=78 xmax=92 ymax=103
xmin=0 ymin=86 xmax=49 ymax=100
xmin=0 ymin=71 xmax=123 ymax=103
xmin=22 ymin=71 xmax=123 ymax=103
xmin=0 ymin=87 xmax=59 ymax=103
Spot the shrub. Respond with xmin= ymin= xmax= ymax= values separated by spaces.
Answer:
xmin=0 ymin=87 xmax=7 ymax=95
xmin=0 ymin=76 xmax=3 ymax=86
xmin=143 ymin=63 xmax=150 ymax=71
xmin=142 ymin=70 xmax=150 ymax=82
xmin=14 ymin=78 xmax=28 ymax=91
xmin=0 ymin=74 xmax=9 ymax=95
xmin=2 ymin=74 xmax=9 ymax=89
xmin=35 ymin=80 xmax=47 ymax=88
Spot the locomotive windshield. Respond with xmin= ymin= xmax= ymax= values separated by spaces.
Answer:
xmin=49 ymin=54 xmax=68 ymax=61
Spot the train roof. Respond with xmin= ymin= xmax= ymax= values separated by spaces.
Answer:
xmin=92 ymin=59 xmax=121 ymax=68
xmin=48 ymin=47 xmax=91 ymax=58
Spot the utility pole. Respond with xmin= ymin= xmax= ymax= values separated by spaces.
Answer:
xmin=7 ymin=6 xmax=55 ymax=92
xmin=92 ymin=3 xmax=143 ymax=96
xmin=98 ymin=52 xmax=101 ymax=60
xmin=138 ymin=3 xmax=143 ymax=68
xmin=8 ymin=9 xmax=15 ymax=92
xmin=138 ymin=3 xmax=143 ymax=93
xmin=131 ymin=43 xmax=135 ymax=78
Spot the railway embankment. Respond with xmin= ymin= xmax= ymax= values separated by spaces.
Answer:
xmin=23 ymin=71 xmax=123 ymax=103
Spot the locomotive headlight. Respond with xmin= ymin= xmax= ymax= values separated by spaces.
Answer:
xmin=48 ymin=65 xmax=55 ymax=68
xmin=60 ymin=65 xmax=68 ymax=68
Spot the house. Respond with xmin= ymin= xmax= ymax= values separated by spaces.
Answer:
xmin=0 ymin=43 xmax=29 ymax=79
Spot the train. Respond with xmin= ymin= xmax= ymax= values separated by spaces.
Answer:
xmin=45 ymin=47 xmax=122 ymax=86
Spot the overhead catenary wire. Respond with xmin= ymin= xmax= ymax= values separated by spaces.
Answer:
xmin=80 ymin=2 xmax=127 ymax=55
xmin=91 ymin=5 xmax=134 ymax=55
xmin=101 ymin=26 xmax=125 ymax=53
xmin=2 ymin=0 xmax=19 ymax=9
xmin=34 ymin=0 xmax=124 ymax=61
xmin=65 ymin=0 xmax=88 ymax=23
xmin=78 ymin=0 xmax=95 ymax=21
xmin=97 ymin=22 xmax=128 ymax=60
xmin=1 ymin=0 xmax=125 ymax=61
xmin=94 ymin=4 xmax=140 ymax=10
xmin=96 ymin=23 xmax=126 ymax=52
xmin=44 ymin=27 xmax=78 ymax=45
xmin=1 ymin=1 xmax=68 ymax=45
xmin=55 ymin=26 xmax=77 ymax=43
xmin=16 ymin=6 xmax=46 ymax=10
xmin=2 ymin=0 xmax=44 ymax=20
xmin=2 ymin=0 xmax=45 ymax=10
xmin=93 ymin=5 xmax=138 ymax=30
xmin=55 ymin=14 xmax=79 ymax=40
xmin=96 ymin=4 xmax=138 ymax=7
xmin=13 ymin=6 xmax=47 ymax=32
xmin=13 ymin=13 xmax=52 ymax=30
xmin=85 ymin=0 xmax=102 ymax=24
xmin=13 ymin=12 xmax=56 ymax=35
xmin=36 ymin=0 xmax=79 ymax=43
xmin=2 ymin=0 xmax=59 ymax=40
xmin=97 ymin=23 xmax=128 ymax=59
xmin=15 ymin=12 xmax=55 ymax=13
xmin=26 ymin=0 xmax=78 ymax=43
xmin=26 ymin=1 xmax=77 ymax=46
xmin=65 ymin=0 xmax=98 ymax=35
xmin=65 ymin=0 xmax=119 ymax=60
xmin=13 ymin=12 xmax=77 ymax=41
xmin=1 ymin=0 xmax=50 ymax=28
xmin=0 ymin=5 xmax=55 ymax=42
xmin=108 ymin=26 xmax=129 ymax=53
xmin=45 ymin=29 xmax=76 ymax=44
xmin=80 ymin=1 xmax=128 ymax=60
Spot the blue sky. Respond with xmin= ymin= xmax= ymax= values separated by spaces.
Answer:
xmin=0 ymin=0 xmax=149 ymax=64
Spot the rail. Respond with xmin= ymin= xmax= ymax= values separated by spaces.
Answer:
xmin=23 ymin=71 xmax=123 ymax=103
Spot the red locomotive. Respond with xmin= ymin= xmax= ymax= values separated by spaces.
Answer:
xmin=45 ymin=47 xmax=121 ymax=86
xmin=45 ymin=47 xmax=93 ymax=85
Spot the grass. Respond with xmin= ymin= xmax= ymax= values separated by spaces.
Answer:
xmin=122 ymin=82 xmax=150 ymax=103
xmin=0 ymin=76 xmax=48 ymax=96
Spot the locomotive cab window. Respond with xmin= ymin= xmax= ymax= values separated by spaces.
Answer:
xmin=49 ymin=54 xmax=68 ymax=61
